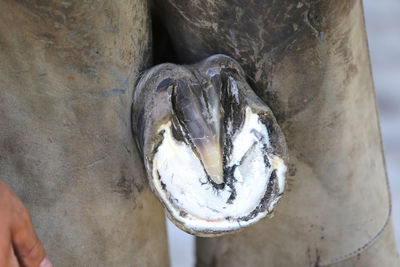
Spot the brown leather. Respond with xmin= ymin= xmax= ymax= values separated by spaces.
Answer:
xmin=0 ymin=1 xmax=169 ymax=266
xmin=330 ymin=221 xmax=400 ymax=267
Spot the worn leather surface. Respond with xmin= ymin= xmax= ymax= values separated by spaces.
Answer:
xmin=153 ymin=0 xmax=399 ymax=265
xmin=0 ymin=0 xmax=397 ymax=265
xmin=330 ymin=221 xmax=400 ymax=267
xmin=0 ymin=1 xmax=169 ymax=266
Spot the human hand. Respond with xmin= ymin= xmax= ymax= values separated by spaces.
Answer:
xmin=0 ymin=179 xmax=52 ymax=267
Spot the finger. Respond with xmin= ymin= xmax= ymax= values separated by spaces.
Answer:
xmin=38 ymin=257 xmax=52 ymax=267
xmin=10 ymin=202 xmax=47 ymax=267
xmin=0 ymin=225 xmax=18 ymax=267
xmin=11 ymin=246 xmax=21 ymax=267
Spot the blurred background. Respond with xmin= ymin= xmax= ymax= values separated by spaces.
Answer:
xmin=166 ymin=1 xmax=400 ymax=266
